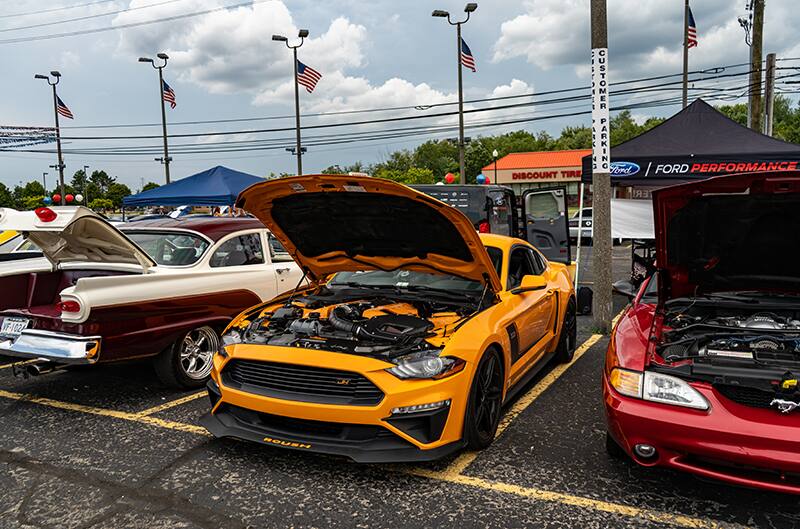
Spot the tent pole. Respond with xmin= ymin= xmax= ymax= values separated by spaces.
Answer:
xmin=574 ymin=183 xmax=585 ymax=287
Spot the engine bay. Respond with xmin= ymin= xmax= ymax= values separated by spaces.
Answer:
xmin=232 ymin=289 xmax=476 ymax=359
xmin=660 ymin=302 xmax=800 ymax=367
xmin=654 ymin=299 xmax=800 ymax=400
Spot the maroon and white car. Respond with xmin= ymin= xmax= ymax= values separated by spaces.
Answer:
xmin=0 ymin=207 xmax=302 ymax=387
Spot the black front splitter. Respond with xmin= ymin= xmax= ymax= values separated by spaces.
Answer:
xmin=200 ymin=409 xmax=464 ymax=464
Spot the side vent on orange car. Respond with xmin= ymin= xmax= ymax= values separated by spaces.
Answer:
xmin=506 ymin=323 xmax=521 ymax=363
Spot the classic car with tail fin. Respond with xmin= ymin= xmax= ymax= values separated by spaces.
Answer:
xmin=0 ymin=207 xmax=302 ymax=387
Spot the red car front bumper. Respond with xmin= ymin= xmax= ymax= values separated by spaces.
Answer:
xmin=603 ymin=372 xmax=800 ymax=495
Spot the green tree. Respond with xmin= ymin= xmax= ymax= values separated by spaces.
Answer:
xmin=0 ymin=183 xmax=14 ymax=208
xmin=89 ymin=198 xmax=113 ymax=212
xmin=141 ymin=182 xmax=160 ymax=192
xmin=21 ymin=181 xmax=45 ymax=198
xmin=413 ymin=140 xmax=459 ymax=179
xmin=555 ymin=126 xmax=592 ymax=150
xmin=716 ymin=102 xmax=747 ymax=126
xmin=89 ymin=170 xmax=116 ymax=194
xmin=105 ymin=183 xmax=132 ymax=208
xmin=21 ymin=196 xmax=45 ymax=210
xmin=373 ymin=166 xmax=435 ymax=184
xmin=71 ymin=169 xmax=89 ymax=192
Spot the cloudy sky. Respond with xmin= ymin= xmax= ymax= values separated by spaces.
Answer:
xmin=2 ymin=0 xmax=799 ymax=190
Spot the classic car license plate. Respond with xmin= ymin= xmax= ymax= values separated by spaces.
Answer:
xmin=1 ymin=318 xmax=29 ymax=338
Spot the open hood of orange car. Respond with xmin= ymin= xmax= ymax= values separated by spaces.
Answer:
xmin=237 ymin=175 xmax=502 ymax=292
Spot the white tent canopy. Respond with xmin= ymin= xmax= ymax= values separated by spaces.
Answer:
xmin=610 ymin=199 xmax=654 ymax=239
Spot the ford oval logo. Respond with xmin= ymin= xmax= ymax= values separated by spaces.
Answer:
xmin=610 ymin=161 xmax=641 ymax=176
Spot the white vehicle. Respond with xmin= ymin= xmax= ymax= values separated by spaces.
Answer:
xmin=569 ymin=207 xmax=593 ymax=239
xmin=0 ymin=207 xmax=302 ymax=387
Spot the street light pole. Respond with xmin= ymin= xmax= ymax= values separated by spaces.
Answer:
xmin=35 ymin=71 xmax=66 ymax=205
xmin=433 ymin=3 xmax=477 ymax=185
xmin=83 ymin=165 xmax=90 ymax=204
xmin=139 ymin=54 xmax=172 ymax=184
xmin=492 ymin=148 xmax=498 ymax=184
xmin=273 ymin=30 xmax=309 ymax=176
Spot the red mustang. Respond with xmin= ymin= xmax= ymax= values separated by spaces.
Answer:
xmin=605 ymin=172 xmax=800 ymax=494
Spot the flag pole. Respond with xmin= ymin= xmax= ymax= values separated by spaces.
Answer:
xmin=456 ymin=22 xmax=466 ymax=185
xmin=682 ymin=0 xmax=689 ymax=108
xmin=292 ymin=46 xmax=303 ymax=176
xmin=50 ymin=81 xmax=66 ymax=205
xmin=156 ymin=60 xmax=172 ymax=185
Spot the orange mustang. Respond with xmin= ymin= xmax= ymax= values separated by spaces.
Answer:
xmin=201 ymin=175 xmax=576 ymax=462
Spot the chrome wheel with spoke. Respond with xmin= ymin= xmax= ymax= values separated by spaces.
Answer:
xmin=154 ymin=325 xmax=221 ymax=388
xmin=180 ymin=327 xmax=218 ymax=380
xmin=464 ymin=348 xmax=504 ymax=450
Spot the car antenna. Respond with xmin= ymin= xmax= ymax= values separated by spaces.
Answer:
xmin=284 ymin=269 xmax=308 ymax=307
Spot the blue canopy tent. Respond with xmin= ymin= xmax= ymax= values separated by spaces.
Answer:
xmin=122 ymin=165 xmax=264 ymax=207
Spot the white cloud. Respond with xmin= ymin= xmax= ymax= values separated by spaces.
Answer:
xmin=113 ymin=1 xmax=366 ymax=95
xmin=490 ymin=0 xmax=800 ymax=80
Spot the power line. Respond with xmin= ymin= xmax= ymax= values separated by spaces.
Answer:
xmin=0 ymin=0 xmax=186 ymax=34
xmin=0 ymin=0 xmax=270 ymax=44
xmin=0 ymin=0 xmax=117 ymax=19
xmin=59 ymin=62 xmax=755 ymax=130
xmin=51 ymin=69 xmax=755 ymax=141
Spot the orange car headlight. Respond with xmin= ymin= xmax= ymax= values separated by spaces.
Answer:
xmin=386 ymin=350 xmax=465 ymax=380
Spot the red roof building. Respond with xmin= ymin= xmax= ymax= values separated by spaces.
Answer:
xmin=482 ymin=149 xmax=590 ymax=196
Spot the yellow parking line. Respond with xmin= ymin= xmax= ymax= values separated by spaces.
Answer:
xmin=0 ymin=389 xmax=210 ymax=436
xmin=0 ymin=360 xmax=36 ymax=370
xmin=439 ymin=331 xmax=607 ymax=477
xmin=405 ymin=468 xmax=745 ymax=529
xmin=0 ymin=373 xmax=740 ymax=528
xmin=136 ymin=391 xmax=206 ymax=417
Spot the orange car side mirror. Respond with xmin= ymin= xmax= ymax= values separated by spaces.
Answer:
xmin=511 ymin=274 xmax=547 ymax=295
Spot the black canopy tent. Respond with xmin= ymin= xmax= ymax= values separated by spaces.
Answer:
xmin=581 ymin=99 xmax=800 ymax=186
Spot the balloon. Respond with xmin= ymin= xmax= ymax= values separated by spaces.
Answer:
xmin=476 ymin=174 xmax=487 ymax=184
xmin=43 ymin=196 xmax=52 ymax=205
xmin=52 ymin=194 xmax=61 ymax=203
xmin=444 ymin=173 xmax=455 ymax=184
xmin=65 ymin=194 xmax=74 ymax=203
xmin=75 ymin=194 xmax=84 ymax=203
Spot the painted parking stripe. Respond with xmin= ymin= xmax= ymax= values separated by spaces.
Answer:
xmin=440 ymin=328 xmax=609 ymax=477
xmin=0 ymin=389 xmax=209 ymax=436
xmin=136 ymin=391 xmax=207 ymax=417
xmin=407 ymin=468 xmax=747 ymax=529
xmin=0 ymin=359 xmax=36 ymax=371
xmin=0 ymin=370 xmax=739 ymax=528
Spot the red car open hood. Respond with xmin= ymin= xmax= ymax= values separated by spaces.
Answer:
xmin=653 ymin=172 xmax=800 ymax=300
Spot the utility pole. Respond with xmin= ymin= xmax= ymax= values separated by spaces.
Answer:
xmin=749 ymin=0 xmax=765 ymax=131
xmin=433 ymin=3 xmax=478 ymax=184
xmin=590 ymin=0 xmax=612 ymax=332
xmin=35 ymin=71 xmax=66 ymax=205
xmin=682 ymin=0 xmax=689 ymax=108
xmin=763 ymin=52 xmax=776 ymax=136
xmin=273 ymin=30 xmax=310 ymax=176
xmin=138 ymin=54 xmax=172 ymax=184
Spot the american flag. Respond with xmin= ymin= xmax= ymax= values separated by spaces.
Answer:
xmin=460 ymin=38 xmax=476 ymax=72
xmin=687 ymin=6 xmax=698 ymax=48
xmin=56 ymin=96 xmax=73 ymax=120
xmin=162 ymin=80 xmax=176 ymax=109
xmin=297 ymin=61 xmax=322 ymax=93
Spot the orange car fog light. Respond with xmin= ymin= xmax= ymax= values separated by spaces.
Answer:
xmin=391 ymin=399 xmax=451 ymax=415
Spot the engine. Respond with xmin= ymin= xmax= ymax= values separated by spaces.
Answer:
xmin=660 ymin=309 xmax=800 ymax=368
xmin=238 ymin=300 xmax=456 ymax=359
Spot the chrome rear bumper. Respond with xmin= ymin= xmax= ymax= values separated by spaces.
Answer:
xmin=0 ymin=329 xmax=101 ymax=364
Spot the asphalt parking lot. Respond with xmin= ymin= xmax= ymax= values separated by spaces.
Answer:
xmin=1 ymin=245 xmax=799 ymax=529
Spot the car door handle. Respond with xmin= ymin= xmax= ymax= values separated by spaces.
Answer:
xmin=276 ymin=267 xmax=291 ymax=274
